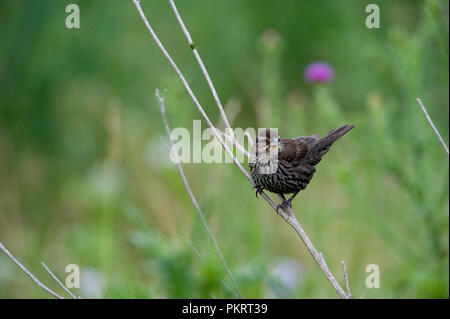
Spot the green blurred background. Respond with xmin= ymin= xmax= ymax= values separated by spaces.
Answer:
xmin=0 ymin=0 xmax=448 ymax=298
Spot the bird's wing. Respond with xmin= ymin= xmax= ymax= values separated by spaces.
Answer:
xmin=295 ymin=134 xmax=320 ymax=146
xmin=279 ymin=137 xmax=316 ymax=166
xmin=287 ymin=135 xmax=320 ymax=166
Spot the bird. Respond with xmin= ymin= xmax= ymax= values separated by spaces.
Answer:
xmin=249 ymin=125 xmax=354 ymax=211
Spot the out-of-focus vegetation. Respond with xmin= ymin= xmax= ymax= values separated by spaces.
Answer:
xmin=0 ymin=0 xmax=448 ymax=298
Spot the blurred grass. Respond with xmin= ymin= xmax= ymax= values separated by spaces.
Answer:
xmin=0 ymin=0 xmax=448 ymax=298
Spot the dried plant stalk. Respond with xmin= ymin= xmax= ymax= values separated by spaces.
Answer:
xmin=132 ymin=0 xmax=351 ymax=298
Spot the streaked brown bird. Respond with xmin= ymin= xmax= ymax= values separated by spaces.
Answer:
xmin=249 ymin=125 xmax=354 ymax=211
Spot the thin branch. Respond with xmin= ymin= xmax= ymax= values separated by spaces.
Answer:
xmin=168 ymin=0 xmax=250 ymax=159
xmin=416 ymin=98 xmax=449 ymax=156
xmin=41 ymin=262 xmax=77 ymax=299
xmin=132 ymin=0 xmax=250 ymax=181
xmin=133 ymin=0 xmax=350 ymax=299
xmin=132 ymin=0 xmax=278 ymax=214
xmin=188 ymin=242 xmax=203 ymax=261
xmin=0 ymin=242 xmax=64 ymax=299
xmin=274 ymin=199 xmax=348 ymax=299
xmin=156 ymin=89 xmax=242 ymax=299
xmin=341 ymin=261 xmax=352 ymax=298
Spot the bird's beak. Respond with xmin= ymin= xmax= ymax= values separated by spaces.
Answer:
xmin=269 ymin=139 xmax=278 ymax=147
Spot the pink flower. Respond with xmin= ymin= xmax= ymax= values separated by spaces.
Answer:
xmin=304 ymin=62 xmax=334 ymax=83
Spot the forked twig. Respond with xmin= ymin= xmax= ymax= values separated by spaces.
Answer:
xmin=132 ymin=0 xmax=250 ymax=183
xmin=41 ymin=262 xmax=77 ymax=299
xmin=156 ymin=89 xmax=242 ymax=298
xmin=0 ymin=242 xmax=64 ymax=299
xmin=168 ymin=0 xmax=250 ymax=159
xmin=133 ymin=0 xmax=350 ymax=299
xmin=416 ymin=98 xmax=449 ymax=156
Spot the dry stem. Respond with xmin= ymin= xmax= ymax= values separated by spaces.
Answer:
xmin=156 ymin=89 xmax=242 ymax=298
xmin=416 ymin=98 xmax=449 ymax=156
xmin=133 ymin=0 xmax=351 ymax=299
xmin=41 ymin=262 xmax=77 ymax=299
xmin=0 ymin=242 xmax=64 ymax=299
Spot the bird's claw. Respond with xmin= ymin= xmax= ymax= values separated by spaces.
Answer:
xmin=254 ymin=186 xmax=264 ymax=198
xmin=277 ymin=200 xmax=292 ymax=213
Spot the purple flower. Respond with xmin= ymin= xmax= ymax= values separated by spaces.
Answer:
xmin=304 ymin=62 xmax=334 ymax=83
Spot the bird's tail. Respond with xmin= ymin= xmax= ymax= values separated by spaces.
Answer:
xmin=310 ymin=124 xmax=354 ymax=165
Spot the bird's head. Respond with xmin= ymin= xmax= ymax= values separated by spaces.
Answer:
xmin=255 ymin=129 xmax=280 ymax=162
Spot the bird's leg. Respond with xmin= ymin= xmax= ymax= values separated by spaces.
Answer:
xmin=285 ymin=191 xmax=300 ymax=207
xmin=254 ymin=185 xmax=264 ymax=198
xmin=277 ymin=191 xmax=300 ymax=212
xmin=276 ymin=194 xmax=287 ymax=212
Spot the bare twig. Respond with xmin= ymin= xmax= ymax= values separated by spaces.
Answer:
xmin=132 ymin=0 xmax=280 ymax=214
xmin=156 ymin=89 xmax=242 ymax=299
xmin=0 ymin=242 xmax=64 ymax=299
xmin=416 ymin=98 xmax=449 ymax=156
xmin=341 ymin=261 xmax=352 ymax=298
xmin=275 ymin=202 xmax=349 ymax=299
xmin=41 ymin=262 xmax=77 ymax=299
xmin=288 ymin=214 xmax=347 ymax=298
xmin=133 ymin=0 xmax=350 ymax=299
xmin=168 ymin=0 xmax=250 ymax=159
xmin=132 ymin=0 xmax=250 ymax=180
